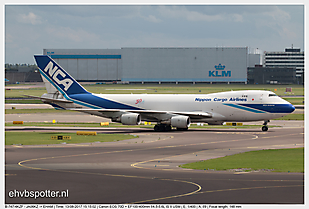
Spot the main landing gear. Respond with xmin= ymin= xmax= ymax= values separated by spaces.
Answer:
xmin=153 ymin=124 xmax=188 ymax=132
xmin=262 ymin=120 xmax=269 ymax=132
xmin=154 ymin=124 xmax=172 ymax=132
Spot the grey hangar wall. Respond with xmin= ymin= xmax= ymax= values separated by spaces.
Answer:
xmin=43 ymin=47 xmax=248 ymax=83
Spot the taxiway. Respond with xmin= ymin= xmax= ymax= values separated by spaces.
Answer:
xmin=5 ymin=124 xmax=304 ymax=204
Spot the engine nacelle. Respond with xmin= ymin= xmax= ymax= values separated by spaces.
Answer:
xmin=121 ymin=113 xmax=141 ymax=125
xmin=171 ymin=115 xmax=190 ymax=128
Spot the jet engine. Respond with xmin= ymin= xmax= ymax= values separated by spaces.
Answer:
xmin=121 ymin=113 xmax=141 ymax=125
xmin=171 ymin=115 xmax=190 ymax=128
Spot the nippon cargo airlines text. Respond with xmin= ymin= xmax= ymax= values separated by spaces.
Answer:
xmin=195 ymin=97 xmax=247 ymax=102
xmin=4 ymin=204 xmax=242 ymax=209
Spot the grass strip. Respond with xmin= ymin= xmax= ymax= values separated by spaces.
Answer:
xmin=5 ymin=99 xmax=43 ymax=104
xmin=5 ymin=109 xmax=72 ymax=114
xmin=282 ymin=97 xmax=304 ymax=105
xmin=273 ymin=114 xmax=304 ymax=120
xmin=180 ymin=148 xmax=304 ymax=173
xmin=5 ymin=132 xmax=138 ymax=145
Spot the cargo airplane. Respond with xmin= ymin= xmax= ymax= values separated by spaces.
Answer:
xmin=32 ymin=55 xmax=295 ymax=132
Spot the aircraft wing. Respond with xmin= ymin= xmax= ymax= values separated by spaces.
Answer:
xmin=68 ymin=108 xmax=212 ymax=120
xmin=170 ymin=111 xmax=212 ymax=118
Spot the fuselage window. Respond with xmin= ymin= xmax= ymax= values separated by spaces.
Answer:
xmin=268 ymin=94 xmax=277 ymax=97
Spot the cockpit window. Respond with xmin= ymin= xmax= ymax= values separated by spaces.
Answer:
xmin=268 ymin=94 xmax=277 ymax=97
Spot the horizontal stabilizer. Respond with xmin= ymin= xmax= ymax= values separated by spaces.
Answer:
xmin=24 ymin=95 xmax=73 ymax=103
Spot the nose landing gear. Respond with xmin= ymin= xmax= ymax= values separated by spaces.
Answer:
xmin=262 ymin=120 xmax=269 ymax=132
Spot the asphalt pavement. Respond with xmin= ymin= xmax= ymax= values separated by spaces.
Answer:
xmin=5 ymin=125 xmax=304 ymax=204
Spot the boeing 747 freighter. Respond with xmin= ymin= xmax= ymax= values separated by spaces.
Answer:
xmin=31 ymin=55 xmax=295 ymax=132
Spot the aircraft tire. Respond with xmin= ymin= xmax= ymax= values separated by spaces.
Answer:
xmin=154 ymin=124 xmax=172 ymax=132
xmin=262 ymin=126 xmax=268 ymax=132
xmin=154 ymin=125 xmax=160 ymax=132
xmin=176 ymin=127 xmax=188 ymax=131
xmin=165 ymin=125 xmax=172 ymax=131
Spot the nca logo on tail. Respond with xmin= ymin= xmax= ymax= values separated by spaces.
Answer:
xmin=209 ymin=63 xmax=231 ymax=77
xmin=44 ymin=61 xmax=73 ymax=91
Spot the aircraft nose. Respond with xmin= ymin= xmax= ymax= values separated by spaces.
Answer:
xmin=286 ymin=103 xmax=295 ymax=113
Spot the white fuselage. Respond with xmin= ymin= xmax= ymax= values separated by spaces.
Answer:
xmin=76 ymin=90 xmax=293 ymax=123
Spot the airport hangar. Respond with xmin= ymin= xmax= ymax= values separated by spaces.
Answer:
xmin=43 ymin=47 xmax=260 ymax=84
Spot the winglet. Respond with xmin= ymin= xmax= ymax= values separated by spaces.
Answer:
xmin=34 ymin=55 xmax=89 ymax=96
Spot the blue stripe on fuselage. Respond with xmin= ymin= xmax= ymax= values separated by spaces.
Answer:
xmin=224 ymin=103 xmax=266 ymax=113
xmin=237 ymin=103 xmax=295 ymax=113
xmin=69 ymin=94 xmax=143 ymax=110
xmin=224 ymin=103 xmax=295 ymax=114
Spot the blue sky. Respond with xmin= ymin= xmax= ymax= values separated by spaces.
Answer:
xmin=4 ymin=4 xmax=304 ymax=64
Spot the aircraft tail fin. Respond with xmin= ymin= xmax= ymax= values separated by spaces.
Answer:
xmin=34 ymin=55 xmax=89 ymax=96
xmin=40 ymin=73 xmax=58 ymax=94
